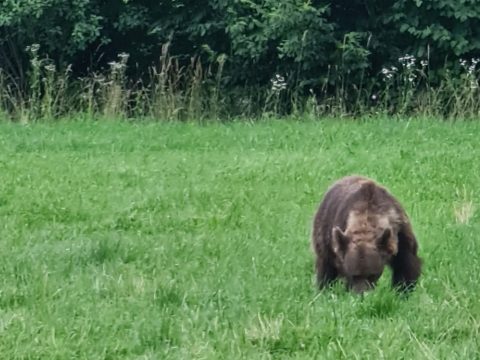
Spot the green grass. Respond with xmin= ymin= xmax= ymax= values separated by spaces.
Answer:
xmin=1 ymin=117 xmax=480 ymax=359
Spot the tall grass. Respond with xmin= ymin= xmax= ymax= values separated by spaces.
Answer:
xmin=1 ymin=44 xmax=480 ymax=122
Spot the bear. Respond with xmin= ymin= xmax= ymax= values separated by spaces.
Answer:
xmin=311 ymin=175 xmax=422 ymax=294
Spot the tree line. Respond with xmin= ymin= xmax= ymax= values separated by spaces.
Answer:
xmin=1 ymin=0 xmax=480 ymax=118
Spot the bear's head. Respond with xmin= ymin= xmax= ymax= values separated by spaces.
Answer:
xmin=332 ymin=224 xmax=398 ymax=294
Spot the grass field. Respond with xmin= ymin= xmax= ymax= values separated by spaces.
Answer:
xmin=1 ymin=118 xmax=479 ymax=359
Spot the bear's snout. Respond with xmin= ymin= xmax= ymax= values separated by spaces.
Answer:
xmin=349 ymin=278 xmax=375 ymax=294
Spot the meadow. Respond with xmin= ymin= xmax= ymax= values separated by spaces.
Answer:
xmin=0 ymin=117 xmax=479 ymax=359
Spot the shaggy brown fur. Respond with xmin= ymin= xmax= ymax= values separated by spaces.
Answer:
xmin=311 ymin=175 xmax=422 ymax=294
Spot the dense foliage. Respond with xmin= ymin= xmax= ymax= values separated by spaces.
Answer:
xmin=1 ymin=0 xmax=480 ymax=119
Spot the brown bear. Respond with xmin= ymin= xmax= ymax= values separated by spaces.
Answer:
xmin=311 ymin=175 xmax=421 ymax=294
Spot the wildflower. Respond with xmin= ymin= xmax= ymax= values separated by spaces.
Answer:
xmin=460 ymin=58 xmax=479 ymax=76
xmin=468 ymin=59 xmax=478 ymax=75
xmin=381 ymin=66 xmax=397 ymax=81
xmin=44 ymin=64 xmax=56 ymax=73
xmin=399 ymin=54 xmax=416 ymax=69
xmin=26 ymin=44 xmax=40 ymax=53
xmin=118 ymin=52 xmax=130 ymax=65
xmin=108 ymin=61 xmax=124 ymax=72
xmin=271 ymin=74 xmax=287 ymax=92
xmin=420 ymin=60 xmax=428 ymax=68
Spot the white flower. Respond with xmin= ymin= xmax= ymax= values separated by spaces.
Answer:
xmin=459 ymin=58 xmax=480 ymax=76
xmin=381 ymin=66 xmax=397 ymax=81
xmin=271 ymin=74 xmax=287 ymax=92
xmin=26 ymin=44 xmax=40 ymax=53
xmin=108 ymin=61 xmax=124 ymax=71
xmin=44 ymin=64 xmax=56 ymax=72
xmin=399 ymin=54 xmax=416 ymax=69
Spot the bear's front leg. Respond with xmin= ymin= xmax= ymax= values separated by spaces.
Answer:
xmin=390 ymin=226 xmax=422 ymax=292
xmin=315 ymin=255 xmax=338 ymax=289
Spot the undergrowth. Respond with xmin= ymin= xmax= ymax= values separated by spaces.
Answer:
xmin=1 ymin=43 xmax=480 ymax=122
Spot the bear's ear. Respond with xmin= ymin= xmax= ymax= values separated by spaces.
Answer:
xmin=332 ymin=227 xmax=349 ymax=257
xmin=377 ymin=228 xmax=398 ymax=255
